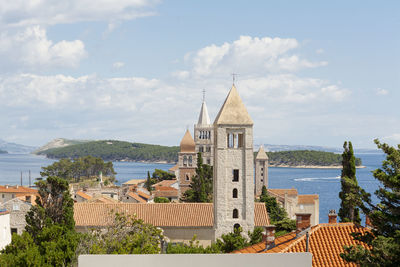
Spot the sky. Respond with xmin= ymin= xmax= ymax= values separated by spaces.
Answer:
xmin=0 ymin=0 xmax=399 ymax=149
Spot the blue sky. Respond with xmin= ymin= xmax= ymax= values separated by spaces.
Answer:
xmin=0 ymin=0 xmax=399 ymax=149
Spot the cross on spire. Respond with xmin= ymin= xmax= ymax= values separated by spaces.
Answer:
xmin=231 ymin=73 xmax=239 ymax=85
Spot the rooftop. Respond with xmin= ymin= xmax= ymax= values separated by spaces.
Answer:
xmin=268 ymin=188 xmax=298 ymax=196
xmin=123 ymin=179 xmax=146 ymax=186
xmin=298 ymin=195 xmax=319 ymax=204
xmin=74 ymin=203 xmax=269 ymax=228
xmin=76 ymin=191 xmax=92 ymax=200
xmin=127 ymin=192 xmax=147 ymax=203
xmin=0 ymin=185 xmax=38 ymax=194
xmin=180 ymin=129 xmax=196 ymax=153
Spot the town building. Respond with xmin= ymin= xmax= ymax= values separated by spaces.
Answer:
xmin=177 ymin=130 xmax=197 ymax=197
xmin=0 ymin=210 xmax=11 ymax=249
xmin=0 ymin=197 xmax=32 ymax=235
xmin=194 ymin=98 xmax=214 ymax=166
xmin=268 ymin=189 xmax=319 ymax=226
xmin=233 ymin=210 xmax=366 ymax=267
xmin=255 ymin=146 xmax=269 ymax=196
xmin=0 ymin=185 xmax=37 ymax=204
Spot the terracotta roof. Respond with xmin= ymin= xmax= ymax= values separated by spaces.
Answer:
xmin=234 ymin=223 xmax=369 ymax=267
xmin=153 ymin=180 xmax=177 ymax=188
xmin=127 ymin=192 xmax=147 ymax=203
xmin=268 ymin=188 xmax=298 ymax=196
xmin=256 ymin=146 xmax=268 ymax=160
xmin=298 ymin=194 xmax=319 ymax=204
xmin=74 ymin=203 xmax=269 ymax=228
xmin=180 ymin=129 xmax=196 ymax=153
xmin=0 ymin=185 xmax=37 ymax=194
xmin=137 ymin=190 xmax=151 ymax=200
xmin=154 ymin=187 xmax=179 ymax=198
xmin=168 ymin=164 xmax=179 ymax=172
xmin=88 ymin=196 xmax=119 ymax=204
xmin=76 ymin=191 xmax=92 ymax=200
xmin=123 ymin=179 xmax=145 ymax=186
xmin=214 ymin=85 xmax=253 ymax=125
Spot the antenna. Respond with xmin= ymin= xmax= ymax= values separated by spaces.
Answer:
xmin=231 ymin=73 xmax=239 ymax=85
xmin=202 ymin=89 xmax=206 ymax=102
xmin=29 ymin=170 xmax=31 ymax=188
xmin=20 ymin=171 xmax=23 ymax=186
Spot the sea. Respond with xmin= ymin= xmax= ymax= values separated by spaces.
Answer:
xmin=0 ymin=152 xmax=385 ymax=223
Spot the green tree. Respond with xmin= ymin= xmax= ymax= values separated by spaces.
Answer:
xmin=145 ymin=171 xmax=153 ymax=194
xmin=166 ymin=235 xmax=221 ymax=254
xmin=248 ymin=227 xmax=264 ymax=245
xmin=181 ymin=153 xmax=213 ymax=203
xmin=341 ymin=140 xmax=400 ymax=266
xmin=215 ymin=227 xmax=248 ymax=253
xmin=77 ymin=212 xmax=163 ymax=254
xmin=152 ymin=169 xmax=175 ymax=182
xmin=338 ymin=141 xmax=361 ymax=223
xmin=154 ymin=197 xmax=170 ymax=203
xmin=0 ymin=177 xmax=80 ymax=266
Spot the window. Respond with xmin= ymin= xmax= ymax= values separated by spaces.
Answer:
xmin=13 ymin=203 xmax=20 ymax=211
xmin=238 ymin=133 xmax=243 ymax=148
xmin=233 ymin=209 xmax=239 ymax=219
xmin=1 ymin=194 xmax=4 ymax=198
xmin=12 ymin=194 xmax=15 ymax=198
xmin=234 ymin=224 xmax=241 ymax=231
xmin=189 ymin=156 xmax=193 ymax=166
xmin=232 ymin=188 xmax=238 ymax=198
xmin=183 ymin=156 xmax=188 ymax=166
xmin=206 ymin=146 xmax=211 ymax=152
xmin=199 ymin=146 xmax=204 ymax=153
xmin=233 ymin=169 xmax=239 ymax=182
xmin=25 ymin=195 xmax=31 ymax=202
xmin=227 ymin=133 xmax=234 ymax=148
xmin=11 ymin=228 xmax=17 ymax=235
xmin=207 ymin=159 xmax=211 ymax=165
xmin=185 ymin=174 xmax=190 ymax=181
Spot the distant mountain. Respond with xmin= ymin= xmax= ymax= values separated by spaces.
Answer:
xmin=0 ymin=139 xmax=37 ymax=154
xmin=32 ymin=138 xmax=91 ymax=154
xmin=257 ymin=144 xmax=380 ymax=154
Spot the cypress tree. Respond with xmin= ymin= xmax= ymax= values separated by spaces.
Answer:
xmin=338 ymin=141 xmax=361 ymax=223
xmin=145 ymin=171 xmax=153 ymax=194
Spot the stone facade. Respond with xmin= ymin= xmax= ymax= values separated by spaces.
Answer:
xmin=0 ymin=198 xmax=31 ymax=235
xmin=0 ymin=211 xmax=11 ymax=250
xmin=254 ymin=146 xmax=268 ymax=196
xmin=178 ymin=130 xmax=197 ymax=198
xmin=213 ymin=85 xmax=255 ymax=239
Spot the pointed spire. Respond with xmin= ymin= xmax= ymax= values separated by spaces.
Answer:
xmin=180 ymin=129 xmax=196 ymax=153
xmin=214 ymin=85 xmax=253 ymax=125
xmin=256 ymin=145 xmax=268 ymax=160
xmin=197 ymin=101 xmax=211 ymax=125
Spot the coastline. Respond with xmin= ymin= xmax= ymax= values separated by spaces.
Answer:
xmin=270 ymin=164 xmax=366 ymax=169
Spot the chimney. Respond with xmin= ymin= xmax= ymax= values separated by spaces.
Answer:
xmin=263 ymin=225 xmax=276 ymax=250
xmin=365 ymin=215 xmax=373 ymax=228
xmin=296 ymin=213 xmax=311 ymax=233
xmin=328 ymin=210 xmax=337 ymax=224
xmin=5 ymin=185 xmax=8 ymax=189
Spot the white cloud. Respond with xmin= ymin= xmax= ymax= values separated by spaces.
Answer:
xmin=0 ymin=26 xmax=86 ymax=70
xmin=0 ymin=0 xmax=160 ymax=27
xmin=184 ymin=36 xmax=326 ymax=77
xmin=112 ymin=62 xmax=125 ymax=69
xmin=376 ymin=88 xmax=388 ymax=95
xmin=316 ymin=48 xmax=324 ymax=54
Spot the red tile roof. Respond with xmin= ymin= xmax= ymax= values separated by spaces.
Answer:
xmin=298 ymin=194 xmax=319 ymax=204
xmin=153 ymin=180 xmax=177 ymax=188
xmin=0 ymin=185 xmax=37 ymax=194
xmin=76 ymin=191 xmax=92 ymax=200
xmin=127 ymin=192 xmax=147 ymax=203
xmin=74 ymin=203 xmax=269 ymax=228
xmin=268 ymin=188 xmax=298 ymax=196
xmin=153 ymin=187 xmax=179 ymax=198
xmin=234 ymin=223 xmax=369 ymax=267
xmin=168 ymin=164 xmax=179 ymax=172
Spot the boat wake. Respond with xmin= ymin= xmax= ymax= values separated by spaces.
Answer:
xmin=293 ymin=176 xmax=341 ymax=182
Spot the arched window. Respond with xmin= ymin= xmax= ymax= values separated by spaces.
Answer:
xmin=183 ymin=156 xmax=187 ymax=166
xmin=185 ymin=174 xmax=190 ymax=181
xmin=233 ymin=209 xmax=239 ymax=219
xmin=233 ymin=188 xmax=238 ymax=198
xmin=188 ymin=156 xmax=193 ymax=166
xmin=234 ymin=224 xmax=241 ymax=231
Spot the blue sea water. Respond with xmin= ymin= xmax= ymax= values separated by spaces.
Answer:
xmin=0 ymin=153 xmax=385 ymax=223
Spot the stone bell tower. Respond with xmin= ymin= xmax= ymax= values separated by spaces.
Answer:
xmin=178 ymin=130 xmax=197 ymax=198
xmin=255 ymin=146 xmax=269 ymax=196
xmin=213 ymin=85 xmax=255 ymax=239
xmin=194 ymin=93 xmax=214 ymax=166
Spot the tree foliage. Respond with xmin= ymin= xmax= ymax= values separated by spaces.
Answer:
xmin=152 ymin=169 xmax=175 ymax=181
xmin=341 ymin=140 xmax=400 ymax=266
xmin=181 ymin=153 xmax=213 ymax=203
xmin=77 ymin=212 xmax=163 ymax=255
xmin=154 ymin=197 xmax=170 ymax=203
xmin=40 ymin=155 xmax=116 ymax=183
xmin=338 ymin=141 xmax=361 ymax=223
xmin=0 ymin=177 xmax=80 ymax=267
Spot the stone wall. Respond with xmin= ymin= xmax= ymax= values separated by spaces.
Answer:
xmin=0 ymin=198 xmax=31 ymax=235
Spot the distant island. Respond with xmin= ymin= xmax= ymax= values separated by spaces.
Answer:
xmin=0 ymin=149 xmax=7 ymax=154
xmin=35 ymin=139 xmax=363 ymax=168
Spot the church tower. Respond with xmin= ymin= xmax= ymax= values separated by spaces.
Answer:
xmin=255 ymin=146 xmax=269 ymax=196
xmin=178 ymin=130 xmax=197 ymax=197
xmin=213 ymin=85 xmax=255 ymax=239
xmin=194 ymin=93 xmax=214 ymax=165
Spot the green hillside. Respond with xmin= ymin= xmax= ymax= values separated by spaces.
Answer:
xmin=263 ymin=150 xmax=362 ymax=167
xmin=37 ymin=140 xmax=180 ymax=163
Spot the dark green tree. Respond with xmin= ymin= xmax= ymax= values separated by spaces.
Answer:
xmin=181 ymin=153 xmax=213 ymax=203
xmin=145 ymin=171 xmax=153 ymax=194
xmin=338 ymin=141 xmax=361 ymax=223
xmin=152 ymin=169 xmax=175 ymax=182
xmin=341 ymin=140 xmax=400 ymax=266
xmin=215 ymin=227 xmax=248 ymax=253
xmin=154 ymin=197 xmax=170 ymax=203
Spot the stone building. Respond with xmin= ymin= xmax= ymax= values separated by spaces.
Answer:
xmin=0 ymin=198 xmax=31 ymax=235
xmin=0 ymin=210 xmax=11 ymax=250
xmin=194 ymin=99 xmax=214 ymax=166
xmin=0 ymin=185 xmax=37 ymax=204
xmin=213 ymin=85 xmax=255 ymax=239
xmin=178 ymin=130 xmax=197 ymax=197
xmin=254 ymin=146 xmax=269 ymax=196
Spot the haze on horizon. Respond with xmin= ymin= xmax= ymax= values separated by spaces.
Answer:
xmin=0 ymin=1 xmax=399 ymax=149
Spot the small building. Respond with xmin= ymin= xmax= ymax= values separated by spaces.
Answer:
xmin=122 ymin=179 xmax=146 ymax=187
xmin=153 ymin=187 xmax=179 ymax=202
xmin=74 ymin=202 xmax=270 ymax=246
xmin=75 ymin=191 xmax=93 ymax=202
xmin=268 ymin=189 xmax=319 ymax=226
xmin=124 ymin=192 xmax=147 ymax=203
xmin=0 ymin=185 xmax=38 ymax=204
xmin=0 ymin=210 xmax=11 ymax=249
xmin=0 ymin=198 xmax=31 ymax=235
xmin=234 ymin=211 xmax=369 ymax=267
